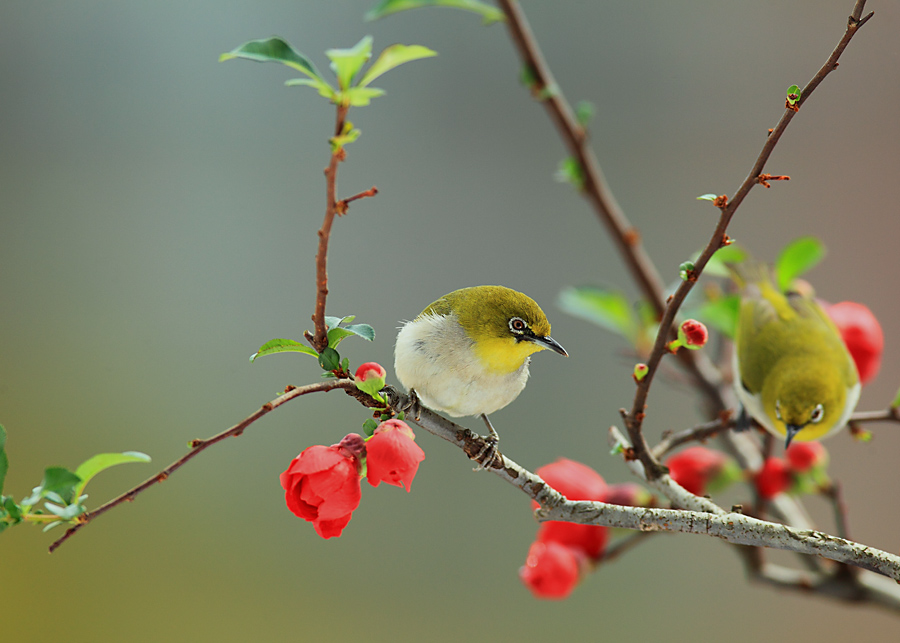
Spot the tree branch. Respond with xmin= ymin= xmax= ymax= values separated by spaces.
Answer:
xmin=48 ymin=379 xmax=358 ymax=553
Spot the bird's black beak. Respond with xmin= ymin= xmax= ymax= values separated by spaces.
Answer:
xmin=784 ymin=423 xmax=804 ymax=449
xmin=529 ymin=335 xmax=568 ymax=357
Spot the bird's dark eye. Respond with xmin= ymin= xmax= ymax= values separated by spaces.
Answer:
xmin=810 ymin=404 xmax=824 ymax=423
xmin=509 ymin=317 xmax=527 ymax=333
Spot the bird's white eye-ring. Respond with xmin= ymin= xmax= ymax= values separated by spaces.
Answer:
xmin=509 ymin=317 xmax=528 ymax=333
xmin=810 ymin=404 xmax=825 ymax=423
xmin=775 ymin=400 xmax=783 ymax=421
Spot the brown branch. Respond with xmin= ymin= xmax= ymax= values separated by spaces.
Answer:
xmin=309 ymin=104 xmax=351 ymax=353
xmin=335 ymin=186 xmax=378 ymax=215
xmin=48 ymin=379 xmax=358 ymax=553
xmin=622 ymin=0 xmax=873 ymax=477
xmin=652 ymin=415 xmax=735 ymax=460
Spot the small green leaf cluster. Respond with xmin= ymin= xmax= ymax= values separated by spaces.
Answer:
xmin=250 ymin=315 xmax=375 ymax=379
xmin=220 ymin=35 xmax=436 ymax=111
xmin=0 ymin=424 xmax=150 ymax=535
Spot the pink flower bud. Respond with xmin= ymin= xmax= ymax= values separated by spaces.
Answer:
xmin=679 ymin=319 xmax=708 ymax=349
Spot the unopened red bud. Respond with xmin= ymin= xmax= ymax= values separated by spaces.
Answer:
xmin=754 ymin=457 xmax=792 ymax=500
xmin=633 ymin=363 xmax=649 ymax=383
xmin=826 ymin=301 xmax=884 ymax=385
xmin=679 ymin=319 xmax=708 ymax=349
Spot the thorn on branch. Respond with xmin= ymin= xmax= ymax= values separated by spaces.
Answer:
xmin=757 ymin=174 xmax=791 ymax=188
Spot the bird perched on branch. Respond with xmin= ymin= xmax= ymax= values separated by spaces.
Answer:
xmin=731 ymin=264 xmax=859 ymax=448
xmin=394 ymin=285 xmax=567 ymax=464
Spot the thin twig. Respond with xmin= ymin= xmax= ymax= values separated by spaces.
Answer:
xmin=622 ymin=0 xmax=873 ymax=477
xmin=849 ymin=407 xmax=900 ymax=424
xmin=652 ymin=415 xmax=734 ymax=460
xmin=48 ymin=379 xmax=358 ymax=553
xmin=310 ymin=104 xmax=350 ymax=353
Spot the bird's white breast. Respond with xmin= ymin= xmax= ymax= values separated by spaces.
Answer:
xmin=394 ymin=313 xmax=530 ymax=417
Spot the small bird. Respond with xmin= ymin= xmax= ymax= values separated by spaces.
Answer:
xmin=394 ymin=286 xmax=568 ymax=462
xmin=731 ymin=265 xmax=860 ymax=448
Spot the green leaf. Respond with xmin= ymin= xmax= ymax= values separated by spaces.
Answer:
xmin=365 ymin=0 xmax=504 ymax=25
xmin=326 ymin=36 xmax=373 ymax=90
xmin=44 ymin=502 xmax=86 ymax=521
xmin=341 ymin=86 xmax=386 ymax=107
xmin=250 ymin=338 xmax=318 ymax=362
xmin=786 ymin=84 xmax=801 ymax=106
xmin=558 ymin=286 xmax=637 ymax=343
xmin=362 ymin=418 xmax=379 ymax=437
xmin=891 ymin=385 xmax=900 ymax=409
xmin=42 ymin=521 xmax=64 ymax=533
xmin=73 ymin=451 xmax=151 ymax=499
xmin=575 ymin=101 xmax=594 ymax=127
xmin=357 ymin=44 xmax=438 ymax=88
xmin=690 ymin=293 xmax=741 ymax=339
xmin=342 ymin=323 xmax=375 ymax=342
xmin=330 ymin=123 xmax=362 ymax=151
xmin=220 ymin=37 xmax=326 ymax=81
xmin=3 ymin=496 xmax=22 ymax=522
xmin=701 ymin=244 xmax=749 ymax=278
xmin=775 ymin=236 xmax=826 ymax=292
xmin=40 ymin=467 xmax=82 ymax=505
xmin=284 ymin=77 xmax=337 ymax=101
xmin=679 ymin=261 xmax=696 ymax=281
xmin=318 ymin=347 xmax=342 ymax=371
xmin=325 ymin=315 xmax=355 ymax=329
xmin=555 ymin=156 xmax=585 ymax=191
xmin=0 ymin=425 xmax=7 ymax=497
xmin=696 ymin=193 xmax=718 ymax=201
xmin=221 ymin=37 xmax=338 ymax=102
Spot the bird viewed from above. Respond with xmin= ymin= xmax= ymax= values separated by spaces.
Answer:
xmin=731 ymin=264 xmax=860 ymax=448
xmin=394 ymin=285 xmax=567 ymax=463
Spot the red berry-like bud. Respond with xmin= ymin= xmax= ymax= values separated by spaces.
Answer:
xmin=633 ymin=363 xmax=649 ymax=383
xmin=679 ymin=319 xmax=709 ymax=349
xmin=366 ymin=419 xmax=425 ymax=491
xmin=826 ymin=301 xmax=884 ymax=385
xmin=754 ymin=457 xmax=792 ymax=500
xmin=354 ymin=361 xmax=387 ymax=398
xmin=519 ymin=541 xmax=583 ymax=600
xmin=355 ymin=361 xmax=386 ymax=382
xmin=665 ymin=446 xmax=728 ymax=496
xmin=785 ymin=441 xmax=828 ymax=473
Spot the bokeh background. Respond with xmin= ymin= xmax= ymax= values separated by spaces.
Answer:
xmin=2 ymin=1 xmax=899 ymax=641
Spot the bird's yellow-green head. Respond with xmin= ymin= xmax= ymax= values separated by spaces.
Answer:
xmin=420 ymin=286 xmax=568 ymax=374
xmin=732 ymin=264 xmax=860 ymax=448
xmin=758 ymin=357 xmax=853 ymax=445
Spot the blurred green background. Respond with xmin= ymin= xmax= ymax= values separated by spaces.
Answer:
xmin=2 ymin=1 xmax=899 ymax=641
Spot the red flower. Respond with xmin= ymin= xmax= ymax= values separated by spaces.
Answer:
xmin=519 ymin=541 xmax=583 ymax=600
xmin=754 ymin=457 xmax=792 ymax=500
xmin=366 ymin=419 xmax=425 ymax=491
xmin=665 ymin=446 xmax=727 ymax=496
xmin=785 ymin=441 xmax=827 ymax=473
xmin=826 ymin=301 xmax=884 ymax=385
xmin=279 ymin=434 xmax=364 ymax=539
xmin=532 ymin=459 xmax=608 ymax=559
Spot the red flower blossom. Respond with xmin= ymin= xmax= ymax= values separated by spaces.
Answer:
xmin=665 ymin=446 xmax=728 ymax=496
xmin=519 ymin=541 xmax=583 ymax=600
xmin=826 ymin=301 xmax=884 ymax=385
xmin=532 ymin=459 xmax=608 ymax=559
xmin=754 ymin=457 xmax=792 ymax=500
xmin=279 ymin=434 xmax=364 ymax=539
xmin=785 ymin=441 xmax=828 ymax=473
xmin=366 ymin=419 xmax=425 ymax=491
